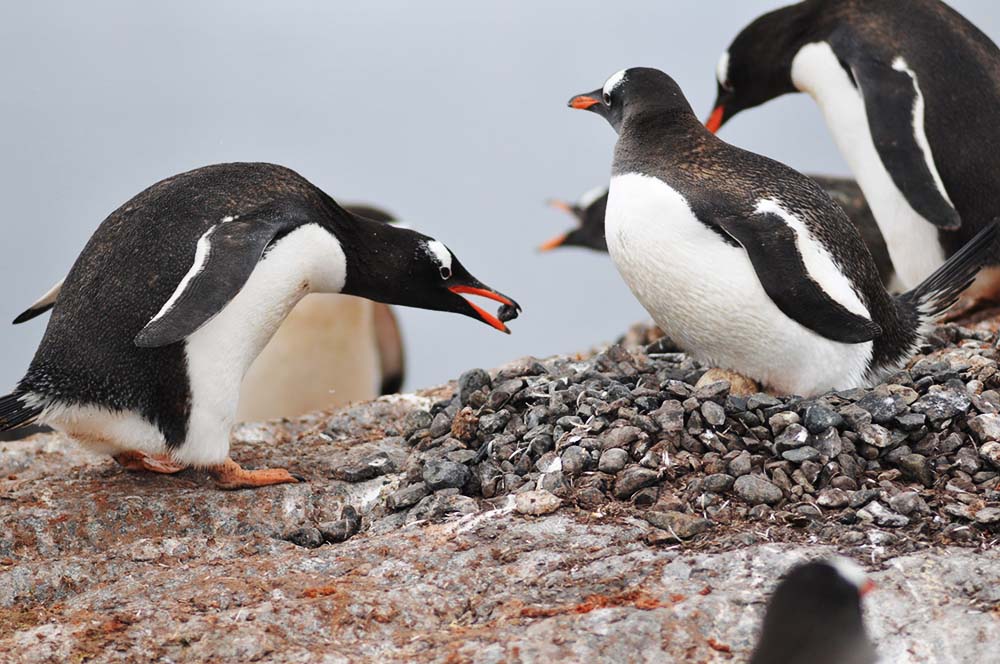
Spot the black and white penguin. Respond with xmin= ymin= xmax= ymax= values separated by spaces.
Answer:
xmin=709 ymin=0 xmax=1000 ymax=298
xmin=568 ymin=68 xmax=996 ymax=396
xmin=15 ymin=204 xmax=409 ymax=423
xmin=0 ymin=163 xmax=520 ymax=488
xmin=542 ymin=176 xmax=897 ymax=285
xmin=750 ymin=557 xmax=877 ymax=664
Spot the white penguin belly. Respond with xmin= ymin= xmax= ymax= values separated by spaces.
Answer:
xmin=605 ymin=173 xmax=873 ymax=396
xmin=236 ymin=293 xmax=380 ymax=422
xmin=791 ymin=41 xmax=945 ymax=288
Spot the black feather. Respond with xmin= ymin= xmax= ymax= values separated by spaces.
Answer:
xmin=0 ymin=392 xmax=44 ymax=431
xmin=901 ymin=220 xmax=1000 ymax=317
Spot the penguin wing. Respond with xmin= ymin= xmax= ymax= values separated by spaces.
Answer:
xmin=134 ymin=211 xmax=303 ymax=348
xmin=12 ymin=277 xmax=64 ymax=324
xmin=717 ymin=213 xmax=882 ymax=343
xmin=845 ymin=53 xmax=961 ymax=230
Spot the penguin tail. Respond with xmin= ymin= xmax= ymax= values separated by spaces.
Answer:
xmin=900 ymin=220 xmax=1000 ymax=319
xmin=0 ymin=392 xmax=45 ymax=432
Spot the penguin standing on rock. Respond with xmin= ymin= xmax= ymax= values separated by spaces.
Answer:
xmin=709 ymin=0 xmax=1000 ymax=302
xmin=0 ymin=162 xmax=520 ymax=489
xmin=568 ymin=68 xmax=997 ymax=397
xmin=14 ymin=203 xmax=408 ymax=424
xmin=750 ymin=558 xmax=877 ymax=664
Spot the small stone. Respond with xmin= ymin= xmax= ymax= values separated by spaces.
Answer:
xmin=598 ymin=448 xmax=629 ymax=474
xmin=644 ymin=510 xmax=712 ymax=540
xmin=981 ymin=441 xmax=1000 ymax=470
xmin=479 ymin=411 xmax=511 ymax=435
xmin=734 ymin=475 xmax=784 ymax=505
xmin=728 ymin=451 xmax=753 ymax=477
xmin=888 ymin=491 xmax=927 ymax=516
xmin=813 ymin=428 xmax=843 ymax=458
xmin=974 ymin=506 xmax=1000 ymax=525
xmin=769 ymin=411 xmax=800 ymax=436
xmin=560 ymin=446 xmax=590 ymax=476
xmin=387 ymin=482 xmax=430 ymax=510
xmin=701 ymin=401 xmax=726 ymax=427
xmin=782 ymin=446 xmax=821 ymax=464
xmin=429 ymin=411 xmax=453 ymax=438
xmin=894 ymin=413 xmax=926 ymax=432
xmin=703 ymin=473 xmax=735 ymax=493
xmin=402 ymin=410 xmax=433 ymax=438
xmin=898 ymin=453 xmax=934 ymax=488
xmin=613 ymin=466 xmax=660 ymax=499
xmin=970 ymin=415 xmax=1000 ymax=443
xmin=816 ymin=488 xmax=850 ymax=509
xmin=857 ymin=501 xmax=909 ymax=527
xmin=285 ymin=527 xmax=324 ymax=549
xmin=747 ymin=393 xmax=781 ymax=410
xmin=651 ymin=400 xmax=685 ymax=433
xmin=911 ymin=388 xmax=971 ymax=422
xmin=955 ymin=447 xmax=982 ymax=474
xmin=803 ymin=404 xmax=843 ymax=434
xmin=856 ymin=392 xmax=907 ymax=424
xmin=450 ymin=406 xmax=479 ymax=441
xmin=849 ymin=489 xmax=880 ymax=509
xmin=775 ymin=423 xmax=810 ymax=452
xmin=458 ymin=368 xmax=492 ymax=405
xmin=318 ymin=506 xmax=361 ymax=544
xmin=515 ymin=489 xmax=562 ymax=515
xmin=423 ymin=460 xmax=471 ymax=491
xmin=839 ymin=403 xmax=872 ymax=430
xmin=333 ymin=452 xmax=396 ymax=482
xmin=858 ymin=423 xmax=893 ymax=449
xmin=694 ymin=380 xmax=730 ymax=402
xmin=599 ymin=426 xmax=643 ymax=451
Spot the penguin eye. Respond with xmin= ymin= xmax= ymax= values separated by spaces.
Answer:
xmin=439 ymin=266 xmax=452 ymax=280
xmin=603 ymin=91 xmax=612 ymax=106
xmin=721 ymin=79 xmax=734 ymax=93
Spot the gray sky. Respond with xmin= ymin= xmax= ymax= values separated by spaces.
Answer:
xmin=2 ymin=1 xmax=998 ymax=393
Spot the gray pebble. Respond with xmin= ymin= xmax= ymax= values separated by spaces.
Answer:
xmin=644 ymin=510 xmax=712 ymax=539
xmin=803 ymin=403 xmax=843 ymax=434
xmin=701 ymin=401 xmax=726 ymax=427
xmin=734 ymin=474 xmax=784 ymax=505
xmin=598 ymin=448 xmax=630 ymax=473
xmin=423 ymin=459 xmax=471 ymax=491
xmin=782 ymin=446 xmax=821 ymax=463
xmin=613 ymin=466 xmax=659 ymax=499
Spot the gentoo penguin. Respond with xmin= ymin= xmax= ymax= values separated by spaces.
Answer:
xmin=542 ymin=176 xmax=897 ymax=285
xmin=0 ymin=163 xmax=520 ymax=488
xmin=709 ymin=0 xmax=1000 ymax=299
xmin=13 ymin=204 xmax=408 ymax=424
xmin=750 ymin=558 xmax=877 ymax=664
xmin=568 ymin=68 xmax=997 ymax=396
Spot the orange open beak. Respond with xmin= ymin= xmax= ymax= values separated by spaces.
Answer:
xmin=538 ymin=233 xmax=568 ymax=252
xmin=706 ymin=105 xmax=725 ymax=133
xmin=547 ymin=199 xmax=573 ymax=214
xmin=448 ymin=285 xmax=517 ymax=333
xmin=570 ymin=95 xmax=600 ymax=110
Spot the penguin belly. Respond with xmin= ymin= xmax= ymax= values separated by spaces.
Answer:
xmin=236 ymin=293 xmax=380 ymax=422
xmin=606 ymin=173 xmax=873 ymax=396
xmin=791 ymin=41 xmax=945 ymax=288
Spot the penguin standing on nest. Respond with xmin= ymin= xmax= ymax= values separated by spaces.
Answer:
xmin=568 ymin=67 xmax=996 ymax=396
xmin=709 ymin=0 xmax=1000 ymax=306
xmin=0 ymin=162 xmax=520 ymax=488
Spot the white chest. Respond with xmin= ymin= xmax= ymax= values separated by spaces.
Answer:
xmin=604 ymin=173 xmax=873 ymax=395
xmin=791 ymin=41 xmax=945 ymax=287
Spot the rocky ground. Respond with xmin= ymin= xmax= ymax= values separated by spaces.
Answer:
xmin=2 ymin=319 xmax=1000 ymax=662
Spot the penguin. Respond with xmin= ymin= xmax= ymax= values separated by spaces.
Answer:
xmin=568 ymin=67 xmax=997 ymax=397
xmin=0 ymin=162 xmax=520 ymax=488
xmin=708 ymin=0 xmax=1000 ymax=301
xmin=13 ymin=204 xmax=408 ymax=424
xmin=542 ymin=176 xmax=897 ymax=286
xmin=750 ymin=558 xmax=877 ymax=664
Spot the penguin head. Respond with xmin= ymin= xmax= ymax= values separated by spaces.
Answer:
xmin=708 ymin=2 xmax=822 ymax=132
xmin=750 ymin=557 xmax=876 ymax=664
xmin=540 ymin=190 xmax=608 ymax=252
xmin=337 ymin=218 xmax=520 ymax=333
xmin=568 ymin=68 xmax=695 ymax=134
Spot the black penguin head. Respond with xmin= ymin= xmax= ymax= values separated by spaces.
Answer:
xmin=750 ymin=557 xmax=876 ymax=664
xmin=336 ymin=217 xmax=520 ymax=333
xmin=568 ymin=68 xmax=696 ymax=134
xmin=540 ymin=190 xmax=608 ymax=252
xmin=709 ymin=1 xmax=823 ymax=132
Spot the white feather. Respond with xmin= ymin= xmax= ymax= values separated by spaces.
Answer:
xmin=147 ymin=226 xmax=215 ymax=327
xmin=425 ymin=240 xmax=452 ymax=273
xmin=605 ymin=172 xmax=873 ymax=396
xmin=577 ymin=184 xmax=607 ymax=209
xmin=716 ymin=51 xmax=731 ymax=88
xmin=791 ymin=41 xmax=945 ymax=288
xmin=23 ymin=278 xmax=64 ymax=314
xmin=603 ymin=69 xmax=627 ymax=97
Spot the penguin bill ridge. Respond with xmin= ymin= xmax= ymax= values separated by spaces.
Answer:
xmin=568 ymin=67 xmax=997 ymax=397
xmin=0 ymin=162 xmax=520 ymax=489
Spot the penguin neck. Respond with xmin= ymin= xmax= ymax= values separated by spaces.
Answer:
xmin=614 ymin=109 xmax=713 ymax=175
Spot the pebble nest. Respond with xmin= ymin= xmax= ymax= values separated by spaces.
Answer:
xmin=298 ymin=321 xmax=1000 ymax=549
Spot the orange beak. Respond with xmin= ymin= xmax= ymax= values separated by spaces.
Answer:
xmin=570 ymin=95 xmax=600 ymax=110
xmin=538 ymin=233 xmax=568 ymax=252
xmin=547 ymin=199 xmax=573 ymax=214
xmin=706 ymin=105 xmax=725 ymax=133
xmin=448 ymin=285 xmax=516 ymax=333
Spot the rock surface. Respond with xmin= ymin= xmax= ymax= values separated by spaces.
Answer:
xmin=3 ymin=319 xmax=1000 ymax=662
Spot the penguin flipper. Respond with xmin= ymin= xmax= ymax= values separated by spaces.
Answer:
xmin=717 ymin=213 xmax=882 ymax=344
xmin=845 ymin=52 xmax=961 ymax=230
xmin=134 ymin=210 xmax=302 ymax=348
xmin=13 ymin=277 xmax=64 ymax=324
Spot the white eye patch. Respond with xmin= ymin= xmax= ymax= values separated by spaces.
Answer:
xmin=425 ymin=240 xmax=453 ymax=278
xmin=717 ymin=51 xmax=731 ymax=89
xmin=603 ymin=69 xmax=627 ymax=98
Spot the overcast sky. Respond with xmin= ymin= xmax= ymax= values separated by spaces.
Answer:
xmin=1 ymin=1 xmax=997 ymax=393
